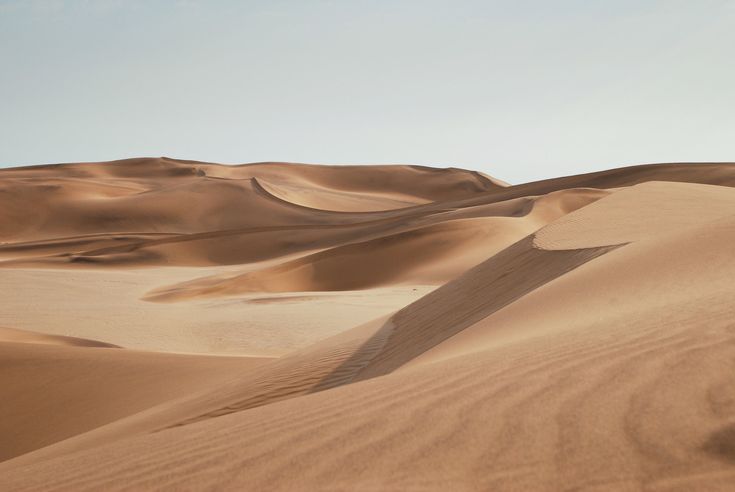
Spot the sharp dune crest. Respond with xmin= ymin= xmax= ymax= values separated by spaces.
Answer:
xmin=0 ymin=326 xmax=120 ymax=348
xmin=2 ymin=160 xmax=735 ymax=491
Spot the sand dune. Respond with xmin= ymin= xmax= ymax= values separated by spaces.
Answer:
xmin=0 ymin=157 xmax=497 ymax=242
xmin=2 ymin=160 xmax=735 ymax=491
xmin=143 ymin=188 xmax=610 ymax=299
xmin=3 ymin=159 xmax=733 ymax=269
xmin=0 ymin=340 xmax=270 ymax=462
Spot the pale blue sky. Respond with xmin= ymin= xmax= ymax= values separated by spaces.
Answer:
xmin=1 ymin=0 xmax=734 ymax=183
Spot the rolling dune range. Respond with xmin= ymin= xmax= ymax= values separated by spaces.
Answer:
xmin=1 ymin=158 xmax=735 ymax=491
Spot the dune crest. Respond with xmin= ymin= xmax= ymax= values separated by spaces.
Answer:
xmin=0 ymin=327 xmax=120 ymax=348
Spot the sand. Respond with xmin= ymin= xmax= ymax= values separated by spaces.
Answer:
xmin=1 ymin=158 xmax=735 ymax=491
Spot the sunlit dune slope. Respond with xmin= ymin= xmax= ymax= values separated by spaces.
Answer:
xmin=0 ymin=328 xmax=270 ymax=462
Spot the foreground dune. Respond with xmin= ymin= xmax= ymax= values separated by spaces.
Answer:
xmin=0 ymin=333 xmax=270 ymax=461
xmin=1 ymin=159 xmax=735 ymax=491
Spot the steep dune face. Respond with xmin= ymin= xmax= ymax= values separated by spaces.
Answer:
xmin=407 ymin=181 xmax=735 ymax=367
xmin=248 ymin=163 xmax=503 ymax=210
xmin=144 ymin=188 xmax=610 ymax=299
xmin=2 ymin=161 xmax=735 ymax=491
xmin=0 ymin=157 xmax=498 ymax=242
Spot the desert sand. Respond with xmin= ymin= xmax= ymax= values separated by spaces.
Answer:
xmin=1 ymin=157 xmax=735 ymax=491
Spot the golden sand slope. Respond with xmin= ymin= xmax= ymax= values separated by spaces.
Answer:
xmin=1 ymin=161 xmax=735 ymax=491
xmin=0 ymin=331 xmax=270 ymax=462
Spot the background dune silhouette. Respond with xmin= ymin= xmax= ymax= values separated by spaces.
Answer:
xmin=2 ymin=159 xmax=735 ymax=491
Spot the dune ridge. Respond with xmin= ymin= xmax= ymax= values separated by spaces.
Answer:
xmin=2 ymin=160 xmax=735 ymax=491
xmin=0 ymin=326 xmax=120 ymax=348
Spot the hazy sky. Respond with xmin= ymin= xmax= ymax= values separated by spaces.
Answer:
xmin=2 ymin=0 xmax=734 ymax=183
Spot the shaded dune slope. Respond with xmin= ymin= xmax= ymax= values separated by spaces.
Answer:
xmin=0 ymin=157 xmax=498 ymax=241
xmin=2 ymin=160 xmax=734 ymax=272
xmin=144 ymin=187 xmax=609 ymax=299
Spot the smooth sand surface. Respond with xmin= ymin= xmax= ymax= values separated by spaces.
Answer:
xmin=2 ymin=159 xmax=735 ymax=491
xmin=0 ymin=335 xmax=271 ymax=461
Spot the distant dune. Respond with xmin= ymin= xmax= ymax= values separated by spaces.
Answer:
xmin=2 ymin=159 xmax=735 ymax=491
